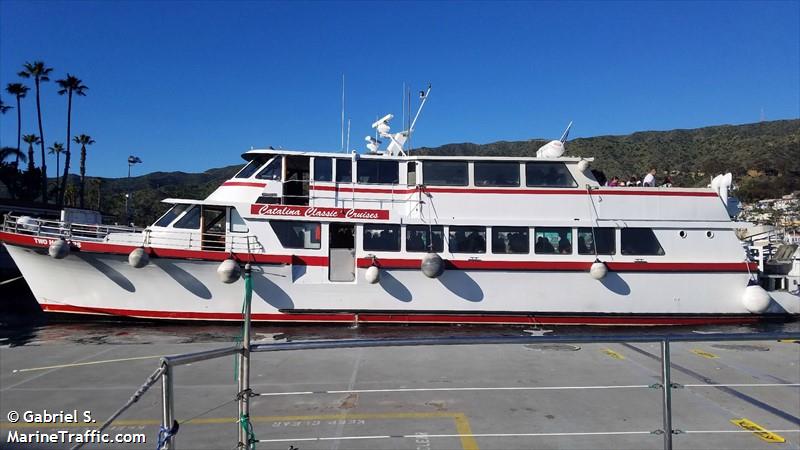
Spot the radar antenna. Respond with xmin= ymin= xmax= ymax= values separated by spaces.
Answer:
xmin=366 ymin=85 xmax=432 ymax=156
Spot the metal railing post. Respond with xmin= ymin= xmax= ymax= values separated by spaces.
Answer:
xmin=660 ymin=339 xmax=673 ymax=450
xmin=237 ymin=263 xmax=253 ymax=449
xmin=161 ymin=363 xmax=175 ymax=449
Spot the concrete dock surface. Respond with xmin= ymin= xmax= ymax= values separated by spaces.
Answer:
xmin=1 ymin=337 xmax=798 ymax=449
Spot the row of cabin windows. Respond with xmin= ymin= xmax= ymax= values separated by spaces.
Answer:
xmin=237 ymin=156 xmax=577 ymax=188
xmin=153 ymin=204 xmax=249 ymax=233
xmin=270 ymin=221 xmax=665 ymax=256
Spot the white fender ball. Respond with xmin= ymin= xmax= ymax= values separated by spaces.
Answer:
xmin=589 ymin=261 xmax=608 ymax=280
xmin=217 ymin=258 xmax=241 ymax=284
xmin=48 ymin=238 xmax=70 ymax=259
xmin=421 ymin=252 xmax=445 ymax=279
xmin=577 ymin=159 xmax=590 ymax=173
xmin=128 ymin=247 xmax=150 ymax=268
xmin=365 ymin=265 xmax=380 ymax=284
xmin=742 ymin=284 xmax=771 ymax=314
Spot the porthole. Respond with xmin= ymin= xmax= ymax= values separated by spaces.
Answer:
xmin=679 ymin=230 xmax=687 ymax=239
xmin=706 ymin=231 xmax=714 ymax=239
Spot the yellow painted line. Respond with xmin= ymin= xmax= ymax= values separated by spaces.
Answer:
xmin=454 ymin=413 xmax=480 ymax=450
xmin=778 ymin=339 xmax=799 ymax=344
xmin=690 ymin=349 xmax=719 ymax=359
xmin=12 ymin=355 xmax=165 ymax=373
xmin=730 ymin=418 xmax=786 ymax=443
xmin=602 ymin=348 xmax=625 ymax=360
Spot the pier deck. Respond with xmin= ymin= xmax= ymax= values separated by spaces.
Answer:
xmin=1 ymin=337 xmax=798 ymax=449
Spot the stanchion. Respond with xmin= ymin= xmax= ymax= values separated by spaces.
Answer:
xmin=660 ymin=339 xmax=673 ymax=450
xmin=237 ymin=263 xmax=253 ymax=449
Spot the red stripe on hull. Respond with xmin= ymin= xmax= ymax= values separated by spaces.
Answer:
xmin=38 ymin=303 xmax=763 ymax=326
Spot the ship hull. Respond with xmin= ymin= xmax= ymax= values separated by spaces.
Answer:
xmin=5 ymin=242 xmax=798 ymax=326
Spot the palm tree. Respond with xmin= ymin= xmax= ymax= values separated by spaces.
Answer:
xmin=73 ymin=134 xmax=95 ymax=208
xmin=0 ymin=147 xmax=26 ymax=165
xmin=6 ymin=83 xmax=30 ymax=167
xmin=18 ymin=61 xmax=53 ymax=204
xmin=48 ymin=142 xmax=65 ymax=191
xmin=56 ymin=74 xmax=88 ymax=208
xmin=22 ymin=134 xmax=40 ymax=173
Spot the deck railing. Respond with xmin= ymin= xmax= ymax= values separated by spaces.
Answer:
xmin=1 ymin=214 xmax=264 ymax=254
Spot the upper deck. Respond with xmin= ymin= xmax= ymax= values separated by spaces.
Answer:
xmin=197 ymin=148 xmax=731 ymax=226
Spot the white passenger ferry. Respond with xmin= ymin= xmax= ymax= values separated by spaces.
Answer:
xmin=2 ymin=102 xmax=798 ymax=325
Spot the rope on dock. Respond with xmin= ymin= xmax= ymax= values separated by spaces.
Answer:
xmin=70 ymin=364 xmax=167 ymax=450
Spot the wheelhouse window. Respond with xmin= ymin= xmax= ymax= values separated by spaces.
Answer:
xmin=234 ymin=156 xmax=269 ymax=179
xmin=406 ymin=225 xmax=444 ymax=252
xmin=256 ymin=157 xmax=282 ymax=180
xmin=363 ymin=224 xmax=400 ymax=251
xmin=475 ymin=162 xmax=520 ymax=187
xmin=270 ymin=221 xmax=321 ymax=249
xmin=621 ymin=228 xmax=665 ymax=255
xmin=357 ymin=160 xmax=399 ymax=184
xmin=577 ymin=228 xmax=616 ymax=255
xmin=313 ymin=157 xmax=332 ymax=182
xmin=526 ymin=162 xmax=577 ymax=187
xmin=423 ymin=161 xmax=468 ymax=186
xmin=492 ymin=227 xmax=529 ymax=254
xmin=335 ymin=159 xmax=352 ymax=183
xmin=154 ymin=204 xmax=191 ymax=227
xmin=535 ymin=227 xmax=572 ymax=254
xmin=173 ymin=205 xmax=201 ymax=229
xmin=449 ymin=226 xmax=486 ymax=253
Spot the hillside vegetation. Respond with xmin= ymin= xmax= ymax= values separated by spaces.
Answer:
xmin=4 ymin=119 xmax=796 ymax=226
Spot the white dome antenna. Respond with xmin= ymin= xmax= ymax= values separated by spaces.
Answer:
xmin=536 ymin=121 xmax=573 ymax=158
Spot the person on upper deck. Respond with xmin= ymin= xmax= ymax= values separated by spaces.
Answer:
xmin=643 ymin=168 xmax=657 ymax=187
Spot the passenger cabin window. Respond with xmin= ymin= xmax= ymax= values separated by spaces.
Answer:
xmin=407 ymin=225 xmax=444 ymax=252
xmin=526 ymin=162 xmax=577 ymax=187
xmin=357 ymin=160 xmax=399 ymax=184
xmin=449 ymin=226 xmax=486 ymax=253
xmin=363 ymin=224 xmax=400 ymax=251
xmin=256 ymin=157 xmax=282 ymax=180
xmin=234 ymin=156 xmax=269 ymax=179
xmin=621 ymin=228 xmax=665 ymax=255
xmin=475 ymin=162 xmax=520 ymax=187
xmin=492 ymin=227 xmax=529 ymax=254
xmin=314 ymin=157 xmax=332 ymax=182
xmin=423 ymin=161 xmax=468 ymax=186
xmin=407 ymin=162 xmax=417 ymax=185
xmin=535 ymin=227 xmax=572 ymax=254
xmin=577 ymin=228 xmax=615 ymax=255
xmin=173 ymin=206 xmax=201 ymax=229
xmin=154 ymin=204 xmax=191 ymax=227
xmin=336 ymin=159 xmax=352 ymax=183
xmin=229 ymin=208 xmax=248 ymax=233
xmin=270 ymin=221 xmax=321 ymax=249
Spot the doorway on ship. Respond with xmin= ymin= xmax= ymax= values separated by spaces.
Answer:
xmin=201 ymin=206 xmax=227 ymax=251
xmin=283 ymin=156 xmax=310 ymax=205
xmin=329 ymin=223 xmax=355 ymax=282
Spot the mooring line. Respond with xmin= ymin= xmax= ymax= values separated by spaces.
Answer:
xmin=253 ymin=384 xmax=650 ymax=397
xmin=12 ymin=355 xmax=165 ymax=373
xmin=0 ymin=275 xmax=23 ymax=285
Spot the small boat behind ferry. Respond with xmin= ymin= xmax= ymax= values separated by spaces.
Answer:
xmin=1 ymin=95 xmax=798 ymax=325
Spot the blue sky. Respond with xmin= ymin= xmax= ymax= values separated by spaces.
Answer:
xmin=1 ymin=1 xmax=798 ymax=178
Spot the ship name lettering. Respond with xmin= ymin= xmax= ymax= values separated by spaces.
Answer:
xmin=345 ymin=209 xmax=381 ymax=219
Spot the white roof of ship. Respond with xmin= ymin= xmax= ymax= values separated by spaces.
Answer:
xmin=241 ymin=148 xmax=593 ymax=163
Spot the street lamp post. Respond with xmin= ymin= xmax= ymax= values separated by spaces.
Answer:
xmin=126 ymin=155 xmax=142 ymax=225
